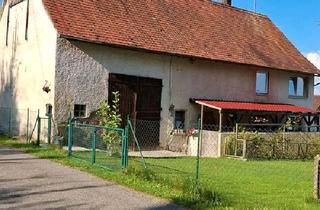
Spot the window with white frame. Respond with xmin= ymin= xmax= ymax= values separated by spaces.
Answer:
xmin=256 ymin=72 xmax=268 ymax=94
xmin=288 ymin=77 xmax=306 ymax=97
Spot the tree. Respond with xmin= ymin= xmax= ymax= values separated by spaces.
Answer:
xmin=97 ymin=91 xmax=122 ymax=156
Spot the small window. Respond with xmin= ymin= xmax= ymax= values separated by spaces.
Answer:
xmin=74 ymin=104 xmax=86 ymax=118
xmin=256 ymin=72 xmax=268 ymax=94
xmin=289 ymin=77 xmax=305 ymax=97
xmin=174 ymin=111 xmax=185 ymax=129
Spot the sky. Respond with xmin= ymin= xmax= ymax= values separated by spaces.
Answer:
xmin=1 ymin=0 xmax=320 ymax=89
xmin=232 ymin=0 xmax=320 ymax=93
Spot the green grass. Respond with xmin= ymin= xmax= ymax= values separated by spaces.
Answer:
xmin=1 ymin=136 xmax=319 ymax=209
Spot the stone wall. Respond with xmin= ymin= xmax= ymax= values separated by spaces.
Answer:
xmin=54 ymin=38 xmax=108 ymax=122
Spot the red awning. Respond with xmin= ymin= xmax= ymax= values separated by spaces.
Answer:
xmin=195 ymin=100 xmax=315 ymax=113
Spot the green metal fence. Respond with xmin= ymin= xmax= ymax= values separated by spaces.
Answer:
xmin=126 ymin=117 xmax=202 ymax=187
xmin=67 ymin=120 xmax=129 ymax=170
xmin=0 ymin=107 xmax=39 ymax=140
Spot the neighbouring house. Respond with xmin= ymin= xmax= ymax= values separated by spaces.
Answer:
xmin=0 ymin=0 xmax=319 ymax=156
xmin=314 ymin=95 xmax=320 ymax=111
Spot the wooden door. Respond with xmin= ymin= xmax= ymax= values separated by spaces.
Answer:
xmin=108 ymin=73 xmax=162 ymax=150
xmin=108 ymin=74 xmax=137 ymax=128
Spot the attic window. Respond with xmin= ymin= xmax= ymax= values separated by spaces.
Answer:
xmin=256 ymin=72 xmax=268 ymax=94
xmin=288 ymin=77 xmax=306 ymax=97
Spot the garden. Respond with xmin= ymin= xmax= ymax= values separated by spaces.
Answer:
xmin=1 ymin=136 xmax=319 ymax=209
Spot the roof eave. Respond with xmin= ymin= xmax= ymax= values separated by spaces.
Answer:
xmin=59 ymin=34 xmax=319 ymax=75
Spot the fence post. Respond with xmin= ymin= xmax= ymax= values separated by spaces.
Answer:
xmin=125 ymin=124 xmax=129 ymax=168
xmin=92 ymin=127 xmax=97 ymax=164
xmin=8 ymin=107 xmax=12 ymax=137
xmin=36 ymin=110 xmax=40 ymax=146
xmin=121 ymin=130 xmax=125 ymax=168
xmin=235 ymin=123 xmax=239 ymax=156
xmin=126 ymin=125 xmax=129 ymax=167
xmin=242 ymin=140 xmax=247 ymax=159
xmin=121 ymin=129 xmax=127 ymax=169
xmin=196 ymin=118 xmax=201 ymax=185
xmin=67 ymin=116 xmax=72 ymax=157
xmin=26 ymin=108 xmax=29 ymax=143
xmin=127 ymin=117 xmax=146 ymax=168
xmin=47 ymin=114 xmax=52 ymax=144
xmin=314 ymin=155 xmax=320 ymax=200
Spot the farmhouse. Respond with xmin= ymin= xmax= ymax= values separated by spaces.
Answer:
xmin=0 ymin=0 xmax=319 ymax=156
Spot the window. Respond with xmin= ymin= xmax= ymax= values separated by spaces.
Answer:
xmin=256 ymin=72 xmax=268 ymax=94
xmin=289 ymin=77 xmax=306 ymax=97
xmin=174 ymin=111 xmax=185 ymax=129
xmin=74 ymin=104 xmax=86 ymax=118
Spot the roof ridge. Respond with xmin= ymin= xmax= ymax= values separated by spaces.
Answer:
xmin=208 ymin=0 xmax=268 ymax=19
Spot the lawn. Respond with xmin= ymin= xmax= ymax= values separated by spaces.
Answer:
xmin=144 ymin=158 xmax=317 ymax=209
xmin=1 ymin=137 xmax=319 ymax=209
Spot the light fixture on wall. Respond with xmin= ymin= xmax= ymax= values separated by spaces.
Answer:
xmin=169 ymin=104 xmax=175 ymax=117
xmin=42 ymin=80 xmax=51 ymax=93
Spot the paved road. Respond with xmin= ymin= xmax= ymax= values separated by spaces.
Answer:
xmin=0 ymin=147 xmax=182 ymax=210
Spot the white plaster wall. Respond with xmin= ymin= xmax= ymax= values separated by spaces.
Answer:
xmin=56 ymin=40 xmax=314 ymax=148
xmin=0 ymin=0 xmax=57 ymax=136
xmin=171 ymin=58 xmax=314 ymax=127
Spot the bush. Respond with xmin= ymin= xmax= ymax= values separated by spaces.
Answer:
xmin=97 ymin=91 xmax=122 ymax=156
xmin=225 ymin=130 xmax=320 ymax=160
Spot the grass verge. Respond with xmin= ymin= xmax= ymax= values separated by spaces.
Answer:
xmin=0 ymin=137 xmax=219 ymax=209
xmin=1 ymin=136 xmax=319 ymax=209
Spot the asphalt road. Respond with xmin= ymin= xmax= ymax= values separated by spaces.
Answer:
xmin=0 ymin=146 xmax=182 ymax=210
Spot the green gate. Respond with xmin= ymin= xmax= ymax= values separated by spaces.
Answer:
xmin=67 ymin=119 xmax=129 ymax=170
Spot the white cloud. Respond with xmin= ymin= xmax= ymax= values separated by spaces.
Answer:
xmin=306 ymin=51 xmax=320 ymax=95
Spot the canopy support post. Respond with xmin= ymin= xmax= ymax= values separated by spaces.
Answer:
xmin=219 ymin=109 xmax=223 ymax=132
xmin=199 ymin=105 xmax=204 ymax=156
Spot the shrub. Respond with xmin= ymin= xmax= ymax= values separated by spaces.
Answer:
xmin=225 ymin=129 xmax=320 ymax=160
xmin=97 ymin=91 xmax=122 ymax=156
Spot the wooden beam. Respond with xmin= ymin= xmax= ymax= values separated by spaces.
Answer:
xmin=219 ymin=110 xmax=223 ymax=132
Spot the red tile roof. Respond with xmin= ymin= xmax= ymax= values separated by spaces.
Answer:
xmin=195 ymin=100 xmax=315 ymax=113
xmin=43 ymin=0 xmax=319 ymax=74
xmin=313 ymin=96 xmax=320 ymax=111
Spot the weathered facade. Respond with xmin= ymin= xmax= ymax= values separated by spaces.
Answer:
xmin=0 ymin=0 xmax=56 ymax=135
xmin=54 ymin=39 xmax=315 ymax=148
xmin=0 ymin=0 xmax=319 ymax=153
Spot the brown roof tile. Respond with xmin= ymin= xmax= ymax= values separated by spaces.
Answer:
xmin=313 ymin=95 xmax=320 ymax=111
xmin=43 ymin=0 xmax=319 ymax=74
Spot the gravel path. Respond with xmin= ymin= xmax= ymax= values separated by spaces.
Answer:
xmin=0 ymin=146 xmax=182 ymax=210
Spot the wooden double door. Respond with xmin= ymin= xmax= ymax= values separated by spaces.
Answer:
xmin=108 ymin=73 xmax=162 ymax=149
